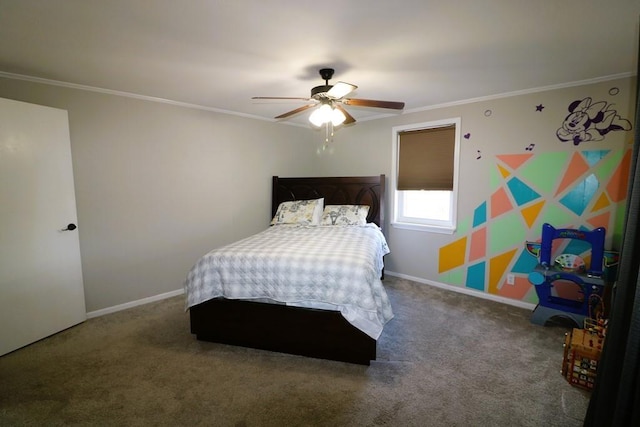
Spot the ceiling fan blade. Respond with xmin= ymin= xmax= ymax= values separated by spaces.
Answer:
xmin=342 ymin=98 xmax=405 ymax=110
xmin=335 ymin=104 xmax=356 ymax=124
xmin=275 ymin=104 xmax=316 ymax=119
xmin=252 ymin=96 xmax=311 ymax=101
xmin=326 ymin=82 xmax=357 ymax=99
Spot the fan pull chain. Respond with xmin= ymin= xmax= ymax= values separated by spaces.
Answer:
xmin=323 ymin=122 xmax=335 ymax=148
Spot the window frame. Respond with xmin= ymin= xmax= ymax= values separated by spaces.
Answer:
xmin=391 ymin=118 xmax=462 ymax=234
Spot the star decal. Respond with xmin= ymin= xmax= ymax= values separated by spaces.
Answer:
xmin=535 ymin=104 xmax=545 ymax=112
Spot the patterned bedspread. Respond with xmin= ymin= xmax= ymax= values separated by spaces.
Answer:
xmin=184 ymin=224 xmax=393 ymax=339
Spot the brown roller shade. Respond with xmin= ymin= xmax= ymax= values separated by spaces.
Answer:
xmin=397 ymin=125 xmax=456 ymax=190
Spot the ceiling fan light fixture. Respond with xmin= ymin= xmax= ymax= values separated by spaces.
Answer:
xmin=331 ymin=107 xmax=346 ymax=126
xmin=309 ymin=103 xmax=333 ymax=127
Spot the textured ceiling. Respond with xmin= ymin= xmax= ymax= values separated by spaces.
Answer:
xmin=0 ymin=0 xmax=638 ymax=126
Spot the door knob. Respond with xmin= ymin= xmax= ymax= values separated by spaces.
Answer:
xmin=61 ymin=223 xmax=77 ymax=231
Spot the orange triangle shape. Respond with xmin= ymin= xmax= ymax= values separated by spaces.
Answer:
xmin=590 ymin=192 xmax=610 ymax=212
xmin=498 ymin=276 xmax=532 ymax=300
xmin=587 ymin=211 xmax=611 ymax=230
xmin=497 ymin=164 xmax=511 ymax=178
xmin=555 ymin=152 xmax=590 ymax=196
xmin=607 ymin=149 xmax=632 ymax=202
xmin=496 ymin=154 xmax=534 ymax=170
xmin=521 ymin=200 xmax=545 ymax=228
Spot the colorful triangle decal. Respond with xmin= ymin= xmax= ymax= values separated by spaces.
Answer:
xmin=469 ymin=227 xmax=487 ymax=262
xmin=490 ymin=187 xmax=513 ymax=218
xmin=438 ymin=237 xmax=468 ymax=273
xmin=521 ymin=200 xmax=545 ymax=228
xmin=606 ymin=149 xmax=632 ymax=203
xmin=555 ymin=152 xmax=590 ymax=196
xmin=473 ymin=202 xmax=487 ymax=228
xmin=497 ymin=164 xmax=511 ymax=178
xmin=587 ymin=211 xmax=611 ymax=230
xmin=559 ymin=174 xmax=599 ymax=216
xmin=581 ymin=150 xmax=610 ymax=167
xmin=590 ymin=192 xmax=610 ymax=212
xmin=488 ymin=249 xmax=518 ymax=294
xmin=507 ymin=176 xmax=541 ymax=206
xmin=496 ymin=153 xmax=534 ymax=170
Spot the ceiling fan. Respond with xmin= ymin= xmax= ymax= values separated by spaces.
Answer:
xmin=252 ymin=68 xmax=405 ymax=126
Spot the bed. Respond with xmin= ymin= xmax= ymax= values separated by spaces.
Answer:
xmin=185 ymin=175 xmax=391 ymax=365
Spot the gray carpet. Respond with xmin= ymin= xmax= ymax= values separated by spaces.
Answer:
xmin=0 ymin=276 xmax=590 ymax=426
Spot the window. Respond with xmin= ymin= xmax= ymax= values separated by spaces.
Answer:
xmin=391 ymin=118 xmax=461 ymax=233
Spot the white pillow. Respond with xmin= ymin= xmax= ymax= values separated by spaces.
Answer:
xmin=271 ymin=198 xmax=324 ymax=226
xmin=320 ymin=205 xmax=370 ymax=226
xmin=311 ymin=198 xmax=324 ymax=225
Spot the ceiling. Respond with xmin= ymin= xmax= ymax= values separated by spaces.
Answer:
xmin=0 ymin=1 xmax=638 ymax=126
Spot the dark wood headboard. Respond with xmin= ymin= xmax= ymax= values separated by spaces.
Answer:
xmin=272 ymin=175 xmax=385 ymax=227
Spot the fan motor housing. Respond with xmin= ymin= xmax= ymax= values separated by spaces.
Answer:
xmin=311 ymin=85 xmax=332 ymax=98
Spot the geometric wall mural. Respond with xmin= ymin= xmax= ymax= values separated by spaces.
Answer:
xmin=438 ymin=148 xmax=631 ymax=304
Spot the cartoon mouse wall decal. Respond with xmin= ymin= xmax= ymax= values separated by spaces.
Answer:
xmin=556 ymin=97 xmax=632 ymax=145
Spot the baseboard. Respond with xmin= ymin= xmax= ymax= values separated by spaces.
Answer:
xmin=85 ymin=273 xmax=536 ymax=319
xmin=384 ymin=271 xmax=537 ymax=311
xmin=86 ymin=288 xmax=184 ymax=319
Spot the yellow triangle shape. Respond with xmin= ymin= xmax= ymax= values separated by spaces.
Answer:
xmin=591 ymin=192 xmax=610 ymax=212
xmin=489 ymin=249 xmax=518 ymax=294
xmin=521 ymin=200 xmax=545 ymax=228
xmin=497 ymin=164 xmax=511 ymax=179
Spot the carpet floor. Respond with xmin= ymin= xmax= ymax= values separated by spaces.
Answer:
xmin=0 ymin=276 xmax=590 ymax=426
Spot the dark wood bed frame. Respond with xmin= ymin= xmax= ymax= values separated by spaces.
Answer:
xmin=189 ymin=175 xmax=385 ymax=365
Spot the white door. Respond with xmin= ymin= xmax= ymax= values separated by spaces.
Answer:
xmin=0 ymin=97 xmax=86 ymax=356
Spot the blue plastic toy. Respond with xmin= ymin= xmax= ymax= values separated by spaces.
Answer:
xmin=527 ymin=223 xmax=608 ymax=327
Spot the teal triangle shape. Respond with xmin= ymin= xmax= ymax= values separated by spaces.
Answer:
xmin=466 ymin=262 xmax=486 ymax=291
xmin=559 ymin=174 xmax=599 ymax=216
xmin=507 ymin=176 xmax=541 ymax=207
xmin=512 ymin=248 xmax=539 ymax=273
xmin=582 ymin=150 xmax=610 ymax=167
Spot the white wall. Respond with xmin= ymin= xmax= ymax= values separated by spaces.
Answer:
xmin=0 ymin=77 xmax=319 ymax=312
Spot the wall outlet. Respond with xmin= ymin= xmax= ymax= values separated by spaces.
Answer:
xmin=507 ymin=274 xmax=515 ymax=285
